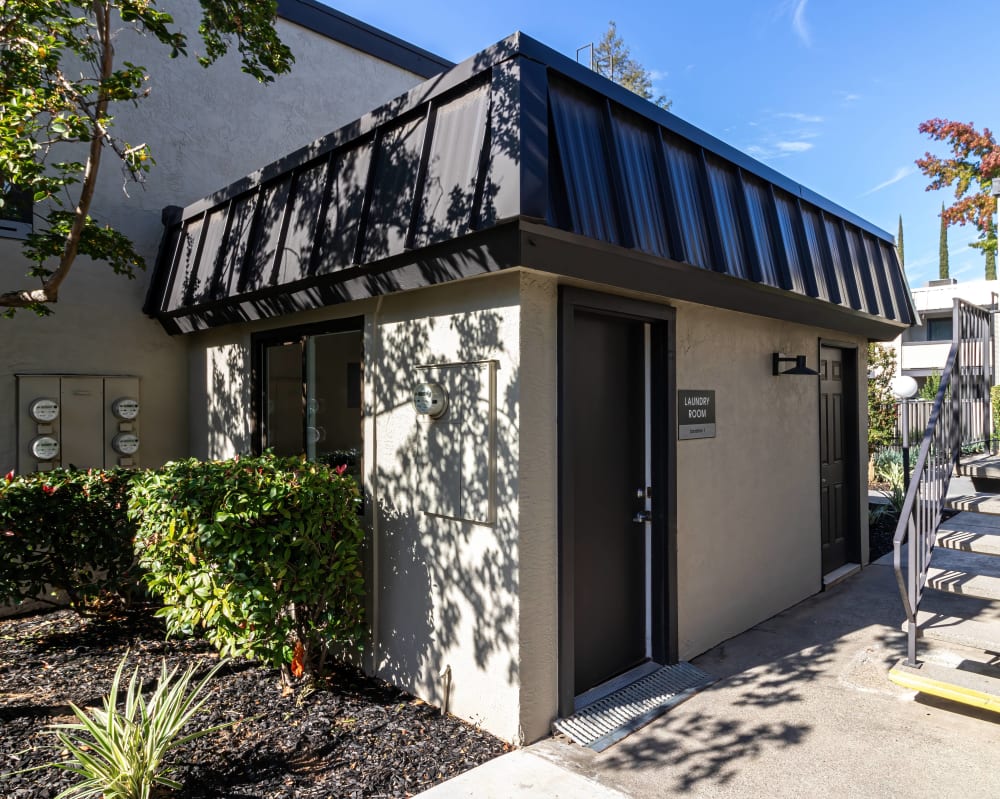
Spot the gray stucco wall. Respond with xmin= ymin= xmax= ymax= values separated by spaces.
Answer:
xmin=0 ymin=2 xmax=430 ymax=472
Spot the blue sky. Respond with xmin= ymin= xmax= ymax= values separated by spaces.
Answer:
xmin=334 ymin=0 xmax=999 ymax=292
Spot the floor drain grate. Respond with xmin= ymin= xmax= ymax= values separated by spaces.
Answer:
xmin=553 ymin=662 xmax=716 ymax=752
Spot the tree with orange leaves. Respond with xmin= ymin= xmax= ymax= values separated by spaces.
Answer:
xmin=916 ymin=119 xmax=1000 ymax=279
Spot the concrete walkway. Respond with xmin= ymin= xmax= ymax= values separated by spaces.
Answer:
xmin=419 ymin=558 xmax=1000 ymax=798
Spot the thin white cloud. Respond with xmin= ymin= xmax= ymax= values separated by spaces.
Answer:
xmin=836 ymin=90 xmax=861 ymax=103
xmin=862 ymin=165 xmax=915 ymax=196
xmin=792 ymin=0 xmax=811 ymax=46
xmin=649 ymin=69 xmax=669 ymax=81
xmin=745 ymin=139 xmax=814 ymax=160
xmin=778 ymin=112 xmax=824 ymax=123
xmin=776 ymin=141 xmax=814 ymax=153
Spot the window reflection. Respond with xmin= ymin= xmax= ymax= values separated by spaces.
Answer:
xmin=263 ymin=329 xmax=362 ymax=477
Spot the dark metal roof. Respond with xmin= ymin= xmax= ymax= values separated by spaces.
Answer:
xmin=146 ymin=33 xmax=915 ymax=337
xmin=276 ymin=0 xmax=452 ymax=79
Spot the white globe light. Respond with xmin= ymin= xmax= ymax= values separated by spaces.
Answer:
xmin=890 ymin=375 xmax=919 ymax=400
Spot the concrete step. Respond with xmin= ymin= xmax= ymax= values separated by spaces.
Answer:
xmin=957 ymin=454 xmax=1000 ymax=480
xmin=947 ymin=493 xmax=1000 ymax=516
xmin=936 ymin=512 xmax=1000 ymax=557
xmin=889 ymin=659 xmax=1000 ymax=714
xmin=926 ymin=546 xmax=1000 ymax=600
xmin=913 ymin=588 xmax=1000 ymax=651
xmin=956 ymin=456 xmax=1000 ymax=492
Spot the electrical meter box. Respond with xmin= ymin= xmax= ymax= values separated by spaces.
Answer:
xmin=414 ymin=360 xmax=497 ymax=525
xmin=16 ymin=375 xmax=140 ymax=473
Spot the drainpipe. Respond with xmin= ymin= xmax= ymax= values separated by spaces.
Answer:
xmin=369 ymin=295 xmax=384 ymax=676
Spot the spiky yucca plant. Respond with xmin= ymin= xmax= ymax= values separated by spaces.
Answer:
xmin=44 ymin=655 xmax=235 ymax=799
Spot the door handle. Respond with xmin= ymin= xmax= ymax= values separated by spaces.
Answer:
xmin=633 ymin=511 xmax=651 ymax=524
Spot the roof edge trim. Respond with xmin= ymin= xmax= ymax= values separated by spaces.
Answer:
xmin=276 ymin=0 xmax=452 ymax=78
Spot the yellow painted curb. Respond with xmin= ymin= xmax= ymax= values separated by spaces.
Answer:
xmin=889 ymin=668 xmax=1000 ymax=714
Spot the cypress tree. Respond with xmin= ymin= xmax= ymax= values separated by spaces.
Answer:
xmin=939 ymin=204 xmax=949 ymax=280
xmin=897 ymin=215 xmax=904 ymax=267
xmin=987 ymin=216 xmax=997 ymax=280
xmin=592 ymin=22 xmax=671 ymax=110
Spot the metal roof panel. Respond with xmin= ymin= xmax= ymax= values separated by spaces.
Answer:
xmin=147 ymin=32 xmax=914 ymax=333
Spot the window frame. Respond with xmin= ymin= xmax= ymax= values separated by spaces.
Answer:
xmin=250 ymin=316 xmax=364 ymax=457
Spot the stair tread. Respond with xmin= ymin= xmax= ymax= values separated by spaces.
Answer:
xmin=889 ymin=659 xmax=1000 ymax=712
xmin=917 ymin=608 xmax=1000 ymax=652
xmin=956 ymin=454 xmax=1000 ymax=479
xmin=936 ymin=513 xmax=1000 ymax=557
xmin=926 ymin=567 xmax=1000 ymax=600
xmin=947 ymin=494 xmax=1000 ymax=516
xmin=927 ymin=547 xmax=1000 ymax=600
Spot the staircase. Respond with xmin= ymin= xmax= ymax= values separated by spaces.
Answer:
xmin=888 ymin=299 xmax=1000 ymax=712
xmin=889 ymin=490 xmax=1000 ymax=711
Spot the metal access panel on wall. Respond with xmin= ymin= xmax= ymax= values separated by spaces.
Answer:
xmin=16 ymin=375 xmax=140 ymax=473
xmin=414 ymin=360 xmax=497 ymax=525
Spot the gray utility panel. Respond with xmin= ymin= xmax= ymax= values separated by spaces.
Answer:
xmin=16 ymin=375 xmax=140 ymax=473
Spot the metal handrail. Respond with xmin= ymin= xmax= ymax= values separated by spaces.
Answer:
xmin=892 ymin=298 xmax=993 ymax=667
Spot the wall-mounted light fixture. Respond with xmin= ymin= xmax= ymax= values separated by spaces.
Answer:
xmin=772 ymin=353 xmax=819 ymax=376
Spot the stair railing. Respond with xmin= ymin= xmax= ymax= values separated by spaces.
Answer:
xmin=893 ymin=298 xmax=993 ymax=667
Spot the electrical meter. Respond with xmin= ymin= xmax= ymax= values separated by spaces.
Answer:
xmin=30 ymin=435 xmax=60 ymax=460
xmin=111 ymin=397 xmax=140 ymax=420
xmin=112 ymin=432 xmax=140 ymax=455
xmin=413 ymin=382 xmax=448 ymax=419
xmin=29 ymin=398 xmax=59 ymax=423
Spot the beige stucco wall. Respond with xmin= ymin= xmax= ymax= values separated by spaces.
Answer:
xmin=514 ymin=273 xmax=560 ymax=742
xmin=186 ymin=268 xmax=870 ymax=743
xmin=517 ymin=272 xmax=869 ymax=671
xmin=0 ymin=2 xmax=431 ymax=472
xmin=187 ymin=273 xmax=532 ymax=743
xmin=368 ymin=275 xmax=523 ymax=742
xmin=671 ymin=300 xmax=868 ymax=659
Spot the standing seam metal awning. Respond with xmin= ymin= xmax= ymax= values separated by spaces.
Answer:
xmin=145 ymin=33 xmax=914 ymax=337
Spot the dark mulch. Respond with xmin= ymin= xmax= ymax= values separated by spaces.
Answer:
xmin=0 ymin=607 xmax=509 ymax=798
xmin=868 ymin=504 xmax=959 ymax=563
xmin=869 ymin=508 xmax=897 ymax=562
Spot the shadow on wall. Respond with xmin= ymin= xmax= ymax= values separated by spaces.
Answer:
xmin=371 ymin=306 xmax=521 ymax=708
xmin=207 ymin=342 xmax=252 ymax=459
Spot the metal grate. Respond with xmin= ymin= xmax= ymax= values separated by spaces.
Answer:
xmin=553 ymin=662 xmax=715 ymax=752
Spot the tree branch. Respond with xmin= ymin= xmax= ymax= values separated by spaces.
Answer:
xmin=32 ymin=1 xmax=114 ymax=304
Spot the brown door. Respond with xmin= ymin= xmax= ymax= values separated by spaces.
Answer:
xmin=820 ymin=346 xmax=849 ymax=573
xmin=569 ymin=309 xmax=647 ymax=694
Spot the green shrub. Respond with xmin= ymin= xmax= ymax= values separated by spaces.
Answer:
xmin=867 ymin=343 xmax=897 ymax=455
xmin=878 ymin=460 xmax=906 ymax=516
xmin=0 ymin=468 xmax=138 ymax=614
xmin=130 ymin=454 xmax=365 ymax=682
xmin=872 ymin=448 xmax=903 ymax=483
xmin=992 ymin=385 xmax=1000 ymax=440
xmin=919 ymin=368 xmax=942 ymax=401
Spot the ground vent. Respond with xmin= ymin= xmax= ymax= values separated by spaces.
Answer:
xmin=553 ymin=662 xmax=715 ymax=751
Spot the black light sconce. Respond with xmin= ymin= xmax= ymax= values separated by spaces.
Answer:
xmin=772 ymin=353 xmax=819 ymax=376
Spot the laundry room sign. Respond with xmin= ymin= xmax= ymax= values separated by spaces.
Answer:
xmin=678 ymin=390 xmax=716 ymax=440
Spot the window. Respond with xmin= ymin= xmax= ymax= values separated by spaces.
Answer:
xmin=926 ymin=316 xmax=953 ymax=342
xmin=254 ymin=319 xmax=363 ymax=477
xmin=0 ymin=181 xmax=32 ymax=239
